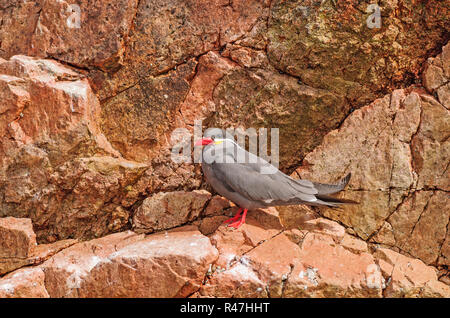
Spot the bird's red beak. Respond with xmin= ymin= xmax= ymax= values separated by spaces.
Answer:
xmin=195 ymin=137 xmax=214 ymax=146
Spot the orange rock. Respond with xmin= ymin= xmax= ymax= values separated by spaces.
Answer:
xmin=0 ymin=237 xmax=77 ymax=276
xmin=204 ymin=195 xmax=231 ymax=217
xmin=208 ymin=225 xmax=254 ymax=269
xmin=132 ymin=190 xmax=211 ymax=233
xmin=0 ymin=0 xmax=140 ymax=72
xmin=196 ymin=215 xmax=229 ymax=236
xmin=246 ymin=234 xmax=300 ymax=297
xmin=0 ymin=217 xmax=36 ymax=259
xmin=0 ymin=56 xmax=154 ymax=242
xmin=178 ymin=52 xmax=239 ymax=127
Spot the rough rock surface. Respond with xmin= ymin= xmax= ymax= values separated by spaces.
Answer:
xmin=41 ymin=226 xmax=218 ymax=298
xmin=1 ymin=1 xmax=447 ymax=172
xmin=0 ymin=0 xmax=449 ymax=298
xmin=1 ymin=208 xmax=449 ymax=298
xmin=0 ymin=55 xmax=202 ymax=242
xmin=0 ymin=217 xmax=36 ymax=259
xmin=132 ymin=190 xmax=211 ymax=233
xmin=0 ymin=267 xmax=49 ymax=298
xmin=295 ymin=78 xmax=449 ymax=268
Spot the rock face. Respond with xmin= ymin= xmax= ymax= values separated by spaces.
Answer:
xmin=132 ymin=190 xmax=211 ymax=233
xmin=0 ymin=0 xmax=449 ymax=298
xmin=295 ymin=77 xmax=449 ymax=268
xmin=1 ymin=1 xmax=447 ymax=172
xmin=0 ymin=55 xmax=143 ymax=241
xmin=268 ymin=1 xmax=448 ymax=106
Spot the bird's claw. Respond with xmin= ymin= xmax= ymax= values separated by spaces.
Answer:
xmin=225 ymin=208 xmax=247 ymax=229
xmin=227 ymin=219 xmax=244 ymax=229
xmin=223 ymin=215 xmax=241 ymax=224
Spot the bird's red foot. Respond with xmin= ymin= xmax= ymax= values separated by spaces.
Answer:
xmin=224 ymin=207 xmax=242 ymax=224
xmin=227 ymin=209 xmax=248 ymax=229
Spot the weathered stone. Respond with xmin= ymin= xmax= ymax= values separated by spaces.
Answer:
xmin=296 ymin=87 xmax=449 ymax=266
xmin=277 ymin=205 xmax=318 ymax=229
xmin=340 ymin=233 xmax=368 ymax=254
xmin=411 ymin=95 xmax=450 ymax=190
xmin=267 ymin=0 xmax=448 ymax=107
xmin=374 ymin=248 xmax=450 ymax=297
xmin=245 ymin=234 xmax=300 ymax=297
xmin=0 ymin=267 xmax=49 ymax=298
xmin=386 ymin=191 xmax=449 ymax=265
xmin=41 ymin=227 xmax=218 ymax=297
xmin=179 ymin=52 xmax=239 ymax=127
xmin=0 ymin=56 xmax=154 ymax=242
xmin=195 ymin=215 xmax=229 ymax=236
xmin=132 ymin=190 xmax=211 ymax=233
xmin=423 ymin=62 xmax=446 ymax=92
xmin=203 ymin=195 xmax=231 ymax=217
xmin=209 ymin=65 xmax=349 ymax=170
xmin=0 ymin=217 xmax=36 ymax=259
xmin=0 ymin=0 xmax=448 ymax=299
xmin=0 ymin=0 xmax=139 ymax=71
xmin=99 ymin=59 xmax=197 ymax=162
xmin=200 ymin=261 xmax=268 ymax=298
xmin=0 ymin=238 xmax=77 ymax=276
xmin=208 ymin=211 xmax=281 ymax=269
xmin=284 ymin=233 xmax=383 ymax=298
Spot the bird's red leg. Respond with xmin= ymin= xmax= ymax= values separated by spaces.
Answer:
xmin=224 ymin=207 xmax=243 ymax=224
xmin=228 ymin=209 xmax=248 ymax=229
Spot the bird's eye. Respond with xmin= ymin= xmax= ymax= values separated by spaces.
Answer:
xmin=211 ymin=136 xmax=216 ymax=141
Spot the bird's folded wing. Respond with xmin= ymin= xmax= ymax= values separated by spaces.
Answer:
xmin=212 ymin=159 xmax=318 ymax=203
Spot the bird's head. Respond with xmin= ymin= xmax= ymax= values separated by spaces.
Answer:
xmin=195 ymin=137 xmax=227 ymax=146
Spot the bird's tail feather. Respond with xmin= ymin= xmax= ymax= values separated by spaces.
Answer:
xmin=312 ymin=173 xmax=351 ymax=195
xmin=315 ymin=194 xmax=359 ymax=206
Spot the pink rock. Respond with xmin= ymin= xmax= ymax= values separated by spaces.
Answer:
xmin=0 ymin=267 xmax=49 ymax=298
xmin=299 ymin=218 xmax=346 ymax=243
xmin=374 ymin=248 xmax=450 ymax=297
xmin=284 ymin=233 xmax=384 ymax=297
xmin=386 ymin=191 xmax=449 ymax=265
xmin=201 ymin=261 xmax=268 ymax=298
xmin=245 ymin=234 xmax=301 ymax=297
xmin=208 ymin=224 xmax=254 ymax=269
xmin=423 ymin=62 xmax=446 ymax=92
xmin=40 ymin=227 xmax=218 ymax=297
xmin=296 ymin=86 xmax=449 ymax=267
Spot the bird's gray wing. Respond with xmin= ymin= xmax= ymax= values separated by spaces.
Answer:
xmin=211 ymin=155 xmax=319 ymax=204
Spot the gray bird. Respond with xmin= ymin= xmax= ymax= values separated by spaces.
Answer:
xmin=195 ymin=136 xmax=356 ymax=228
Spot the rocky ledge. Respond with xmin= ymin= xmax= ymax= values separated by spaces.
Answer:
xmin=0 ymin=193 xmax=449 ymax=298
